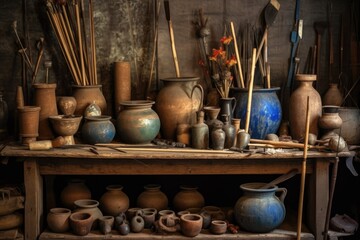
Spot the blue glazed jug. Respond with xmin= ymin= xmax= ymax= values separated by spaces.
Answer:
xmin=231 ymin=87 xmax=282 ymax=139
xmin=234 ymin=182 xmax=287 ymax=233
xmin=81 ymin=115 xmax=115 ymax=144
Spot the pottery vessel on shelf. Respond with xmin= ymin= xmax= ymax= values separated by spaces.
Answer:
xmin=60 ymin=179 xmax=91 ymax=209
xmin=57 ymin=96 xmax=77 ymax=116
xmin=219 ymin=97 xmax=236 ymax=123
xmin=319 ymin=105 xmax=343 ymax=132
xmin=210 ymin=220 xmax=227 ymax=235
xmin=173 ymin=185 xmax=205 ymax=212
xmin=289 ymin=74 xmax=322 ymax=141
xmin=234 ymin=182 xmax=287 ymax=233
xmin=49 ymin=115 xmax=82 ymax=145
xmin=201 ymin=205 xmax=225 ymax=220
xmin=180 ymin=213 xmax=203 ymax=237
xmin=232 ymin=87 xmax=282 ymax=139
xmin=17 ymin=106 xmax=41 ymax=145
xmin=137 ymin=184 xmax=168 ymax=211
xmin=191 ymin=111 xmax=209 ymax=149
xmin=33 ymin=83 xmax=58 ymax=140
xmin=155 ymin=77 xmax=203 ymax=140
xmin=47 ymin=208 xmax=71 ymax=233
xmin=69 ymin=212 xmax=93 ymax=236
xmin=72 ymin=85 xmax=107 ymax=116
xmin=81 ymin=115 xmax=115 ymax=144
xmin=74 ymin=199 xmax=103 ymax=229
xmin=322 ymin=83 xmax=343 ymax=106
xmin=99 ymin=216 xmax=114 ymax=235
xmin=99 ymin=185 xmax=130 ymax=217
xmin=116 ymin=100 xmax=160 ymax=144
xmin=334 ymin=107 xmax=360 ymax=144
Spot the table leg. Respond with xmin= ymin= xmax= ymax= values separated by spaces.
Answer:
xmin=24 ymin=158 xmax=43 ymax=240
xmin=307 ymin=158 xmax=329 ymax=240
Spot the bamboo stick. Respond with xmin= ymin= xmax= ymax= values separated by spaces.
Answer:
xmin=230 ymin=22 xmax=245 ymax=88
xmin=245 ymin=48 xmax=257 ymax=133
xmin=75 ymin=1 xmax=86 ymax=85
xmin=89 ymin=0 xmax=97 ymax=85
xmin=297 ymin=96 xmax=310 ymax=240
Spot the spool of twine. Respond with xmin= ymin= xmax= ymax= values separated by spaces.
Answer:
xmin=114 ymin=61 xmax=131 ymax=114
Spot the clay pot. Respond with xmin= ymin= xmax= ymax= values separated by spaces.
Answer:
xmin=201 ymin=206 xmax=225 ymax=220
xmin=172 ymin=185 xmax=205 ymax=212
xmin=289 ymin=74 xmax=322 ymax=141
xmin=180 ymin=214 xmax=203 ymax=237
xmin=118 ymin=220 xmax=130 ymax=235
xmin=48 ymin=115 xmax=82 ymax=145
xmin=126 ymin=208 xmax=143 ymax=220
xmin=322 ymin=83 xmax=343 ymax=106
xmin=234 ymin=182 xmax=287 ymax=233
xmin=232 ymin=87 xmax=282 ymax=139
xmin=221 ymin=114 xmax=236 ymax=149
xmin=211 ymin=122 xmax=225 ymax=150
xmin=60 ymin=179 xmax=91 ymax=209
xmin=47 ymin=208 xmax=71 ymax=233
xmin=137 ymin=184 xmax=168 ymax=211
xmin=99 ymin=185 xmax=130 ymax=216
xmin=69 ymin=212 xmax=93 ymax=236
xmin=99 ymin=216 xmax=114 ymax=235
xmin=319 ymin=106 xmax=343 ymax=130
xmin=155 ymin=77 xmax=203 ymax=140
xmin=191 ymin=111 xmax=209 ymax=149
xmin=130 ymin=215 xmax=144 ymax=233
xmin=334 ymin=107 xmax=360 ymax=145
xmin=33 ymin=83 xmax=58 ymax=140
xmin=219 ymin=97 xmax=236 ymax=123
xmin=116 ymin=100 xmax=160 ymax=144
xmin=17 ymin=106 xmax=41 ymax=145
xmin=142 ymin=209 xmax=157 ymax=229
xmin=81 ymin=115 xmax=116 ymax=144
xmin=72 ymin=85 xmax=107 ymax=116
xmin=210 ymin=220 xmax=227 ymax=235
xmin=57 ymin=96 xmax=77 ymax=116
xmin=73 ymin=199 xmax=103 ymax=229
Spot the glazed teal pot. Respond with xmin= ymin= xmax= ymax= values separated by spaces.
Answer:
xmin=81 ymin=115 xmax=115 ymax=144
xmin=116 ymin=100 xmax=160 ymax=144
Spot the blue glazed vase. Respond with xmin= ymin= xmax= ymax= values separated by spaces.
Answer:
xmin=116 ymin=100 xmax=160 ymax=144
xmin=81 ymin=115 xmax=115 ymax=144
xmin=234 ymin=182 xmax=287 ymax=233
xmin=231 ymin=87 xmax=282 ymax=139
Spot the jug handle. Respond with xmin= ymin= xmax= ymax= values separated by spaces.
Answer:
xmin=230 ymin=97 xmax=237 ymax=115
xmin=275 ymin=187 xmax=287 ymax=202
xmin=191 ymin=84 xmax=204 ymax=111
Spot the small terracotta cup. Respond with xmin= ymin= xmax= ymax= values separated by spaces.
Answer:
xmin=180 ymin=213 xmax=203 ymax=237
xmin=69 ymin=212 xmax=93 ymax=236
xmin=210 ymin=220 xmax=227 ymax=235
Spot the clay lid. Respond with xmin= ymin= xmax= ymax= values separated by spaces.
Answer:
xmin=296 ymin=74 xmax=317 ymax=81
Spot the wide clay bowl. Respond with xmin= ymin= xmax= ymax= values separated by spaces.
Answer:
xmin=49 ymin=115 xmax=83 ymax=136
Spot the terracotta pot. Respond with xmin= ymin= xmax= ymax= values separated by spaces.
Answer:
xmin=60 ymin=179 xmax=91 ymax=209
xmin=17 ymin=106 xmax=41 ymax=145
xmin=319 ymin=106 xmax=342 ymax=130
xmin=33 ymin=83 xmax=58 ymax=140
xmin=173 ymin=185 xmax=205 ymax=212
xmin=57 ymin=96 xmax=77 ymax=116
xmin=48 ymin=115 xmax=82 ymax=145
xmin=99 ymin=185 xmax=130 ymax=216
xmin=116 ymin=100 xmax=160 ymax=144
xmin=180 ymin=214 xmax=203 ymax=237
xmin=210 ymin=220 xmax=227 ymax=235
xmin=234 ymin=182 xmax=287 ymax=233
xmin=72 ymin=85 xmax=107 ymax=116
xmin=322 ymin=83 xmax=343 ymax=106
xmin=137 ymin=184 xmax=168 ymax=211
xmin=154 ymin=77 xmax=203 ymax=140
xmin=47 ymin=208 xmax=71 ymax=233
xmin=81 ymin=115 xmax=115 ymax=144
xmin=69 ymin=212 xmax=93 ymax=236
xmin=74 ymin=199 xmax=103 ymax=229
xmin=99 ymin=216 xmax=114 ymax=235
xmin=289 ymin=74 xmax=322 ymax=141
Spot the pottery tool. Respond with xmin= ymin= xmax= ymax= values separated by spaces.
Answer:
xmin=146 ymin=0 xmax=161 ymax=99
xmin=255 ymin=0 xmax=281 ymax=63
xmin=249 ymin=138 xmax=327 ymax=150
xmin=260 ymin=168 xmax=299 ymax=189
xmin=32 ymin=38 xmax=45 ymax=84
xmin=296 ymin=96 xmax=310 ymax=240
xmin=164 ymin=0 xmax=180 ymax=77
xmin=230 ymin=22 xmax=245 ymax=88
xmin=244 ymin=48 xmax=257 ymax=133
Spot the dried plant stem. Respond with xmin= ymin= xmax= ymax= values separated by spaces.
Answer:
xmin=230 ymin=22 xmax=244 ymax=88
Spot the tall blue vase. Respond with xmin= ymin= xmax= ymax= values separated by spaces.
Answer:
xmin=231 ymin=87 xmax=282 ymax=139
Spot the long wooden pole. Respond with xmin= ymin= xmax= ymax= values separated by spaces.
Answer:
xmin=297 ymin=96 xmax=310 ymax=240
xmin=230 ymin=22 xmax=245 ymax=88
xmin=245 ymin=48 xmax=256 ymax=133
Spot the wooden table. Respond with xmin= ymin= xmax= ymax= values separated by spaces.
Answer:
xmin=0 ymin=144 xmax=352 ymax=240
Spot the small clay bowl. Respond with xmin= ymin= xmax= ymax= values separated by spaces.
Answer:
xmin=210 ymin=220 xmax=227 ymax=235
xmin=180 ymin=213 xmax=203 ymax=237
xmin=70 ymin=212 xmax=93 ymax=236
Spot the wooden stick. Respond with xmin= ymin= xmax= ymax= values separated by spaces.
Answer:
xmin=245 ymin=48 xmax=257 ymax=133
xmin=266 ymin=63 xmax=271 ymax=88
xmin=297 ymin=96 xmax=310 ymax=240
xmin=89 ymin=0 xmax=97 ymax=85
xmin=164 ymin=0 xmax=180 ymax=77
xmin=75 ymin=1 xmax=86 ymax=85
xmin=250 ymin=138 xmax=326 ymax=150
xmin=97 ymin=146 xmax=235 ymax=154
xmin=230 ymin=22 xmax=245 ymax=88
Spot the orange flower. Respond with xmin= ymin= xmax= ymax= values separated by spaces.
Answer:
xmin=209 ymin=47 xmax=225 ymax=61
xmin=226 ymin=55 xmax=237 ymax=67
xmin=220 ymin=36 xmax=233 ymax=45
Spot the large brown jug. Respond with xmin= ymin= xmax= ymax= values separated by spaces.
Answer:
xmin=289 ymin=74 xmax=322 ymax=141
xmin=155 ymin=77 xmax=203 ymax=140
